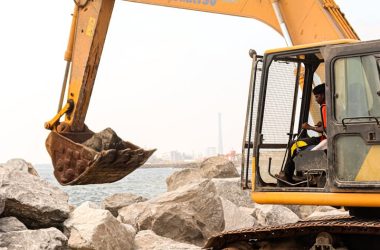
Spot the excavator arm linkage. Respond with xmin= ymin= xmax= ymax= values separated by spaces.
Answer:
xmin=46 ymin=0 xmax=154 ymax=185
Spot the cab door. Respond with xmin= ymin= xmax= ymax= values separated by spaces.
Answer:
xmin=325 ymin=40 xmax=380 ymax=190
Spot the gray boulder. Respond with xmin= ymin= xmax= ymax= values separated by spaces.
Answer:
xmin=285 ymin=205 xmax=339 ymax=219
xmin=239 ymin=206 xmax=256 ymax=216
xmin=1 ymin=158 xmax=39 ymax=176
xmin=166 ymin=168 xmax=203 ymax=192
xmin=166 ymin=170 xmax=247 ymax=205
xmin=118 ymin=179 xmax=224 ymax=246
xmin=306 ymin=206 xmax=348 ymax=219
xmin=135 ymin=230 xmax=201 ymax=250
xmin=101 ymin=193 xmax=147 ymax=217
xmin=199 ymin=156 xmax=239 ymax=178
xmin=0 ymin=217 xmax=27 ymax=232
xmin=221 ymin=198 xmax=256 ymax=231
xmin=0 ymin=166 xmax=70 ymax=228
xmin=284 ymin=205 xmax=316 ymax=219
xmin=64 ymin=201 xmax=135 ymax=250
xmin=211 ymin=178 xmax=254 ymax=208
xmin=0 ymin=196 xmax=4 ymax=216
xmin=252 ymin=204 xmax=299 ymax=226
xmin=0 ymin=227 xmax=67 ymax=250
xmin=82 ymin=128 xmax=125 ymax=152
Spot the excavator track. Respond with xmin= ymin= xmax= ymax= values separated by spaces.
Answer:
xmin=46 ymin=131 xmax=155 ymax=185
xmin=205 ymin=215 xmax=380 ymax=249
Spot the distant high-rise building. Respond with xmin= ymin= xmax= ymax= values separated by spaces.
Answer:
xmin=170 ymin=151 xmax=183 ymax=162
xmin=205 ymin=147 xmax=217 ymax=157
xmin=218 ymin=113 xmax=223 ymax=155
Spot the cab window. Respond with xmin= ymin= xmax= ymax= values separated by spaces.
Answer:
xmin=334 ymin=55 xmax=380 ymax=121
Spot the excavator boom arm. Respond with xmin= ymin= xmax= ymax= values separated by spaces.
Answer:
xmin=45 ymin=0 xmax=157 ymax=186
xmin=63 ymin=0 xmax=115 ymax=132
xmin=123 ymin=0 xmax=358 ymax=44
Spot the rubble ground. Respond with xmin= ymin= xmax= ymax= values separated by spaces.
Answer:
xmin=0 ymin=157 xmax=346 ymax=249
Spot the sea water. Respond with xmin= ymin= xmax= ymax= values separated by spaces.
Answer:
xmin=35 ymin=164 xmax=177 ymax=206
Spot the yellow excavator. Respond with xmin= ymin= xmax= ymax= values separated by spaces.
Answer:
xmin=45 ymin=0 xmax=359 ymax=185
xmin=206 ymin=39 xmax=380 ymax=250
xmin=45 ymin=0 xmax=380 ymax=248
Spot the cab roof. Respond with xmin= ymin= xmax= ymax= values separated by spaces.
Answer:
xmin=265 ymin=39 xmax=359 ymax=54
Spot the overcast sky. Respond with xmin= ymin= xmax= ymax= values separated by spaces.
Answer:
xmin=0 ymin=0 xmax=379 ymax=164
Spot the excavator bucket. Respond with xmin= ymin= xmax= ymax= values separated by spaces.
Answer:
xmin=45 ymin=128 xmax=155 ymax=185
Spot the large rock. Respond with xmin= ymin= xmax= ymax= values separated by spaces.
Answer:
xmin=0 ymin=196 xmax=4 ymax=216
xmin=64 ymin=201 xmax=135 ymax=250
xmin=118 ymin=179 xmax=224 ymax=246
xmin=284 ymin=205 xmax=317 ymax=219
xmin=166 ymin=168 xmax=246 ymax=198
xmin=1 ymin=158 xmax=39 ymax=176
xmin=0 ymin=166 xmax=70 ymax=228
xmin=252 ymin=204 xmax=299 ymax=226
xmin=101 ymin=193 xmax=147 ymax=217
xmin=135 ymin=230 xmax=201 ymax=250
xmin=221 ymin=198 xmax=256 ymax=231
xmin=199 ymin=156 xmax=239 ymax=178
xmin=82 ymin=128 xmax=125 ymax=152
xmin=166 ymin=168 xmax=203 ymax=192
xmin=306 ymin=206 xmax=348 ymax=219
xmin=285 ymin=205 xmax=338 ymax=219
xmin=239 ymin=206 xmax=256 ymax=216
xmin=0 ymin=217 xmax=27 ymax=232
xmin=0 ymin=227 xmax=67 ymax=250
xmin=211 ymin=178 xmax=254 ymax=208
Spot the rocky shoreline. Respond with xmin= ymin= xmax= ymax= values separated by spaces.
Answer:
xmin=0 ymin=157 xmax=347 ymax=249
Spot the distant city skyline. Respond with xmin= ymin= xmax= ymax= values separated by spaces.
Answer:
xmin=218 ymin=113 xmax=224 ymax=155
xmin=150 ymin=145 xmax=239 ymax=163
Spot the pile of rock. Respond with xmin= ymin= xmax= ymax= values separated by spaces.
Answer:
xmin=0 ymin=159 xmax=69 ymax=249
xmin=0 ymin=156 xmax=348 ymax=249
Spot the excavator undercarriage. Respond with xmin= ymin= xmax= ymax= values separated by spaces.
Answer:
xmin=205 ymin=215 xmax=380 ymax=250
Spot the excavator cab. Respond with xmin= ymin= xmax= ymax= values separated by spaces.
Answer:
xmin=207 ymin=39 xmax=380 ymax=250
xmin=242 ymin=39 xmax=380 ymax=208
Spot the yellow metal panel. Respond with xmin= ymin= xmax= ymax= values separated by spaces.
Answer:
xmin=123 ymin=0 xmax=358 ymax=45
xmin=65 ymin=0 xmax=115 ymax=131
xmin=64 ymin=6 xmax=78 ymax=62
xmin=68 ymin=79 xmax=81 ymax=115
xmin=252 ymin=191 xmax=380 ymax=207
xmin=290 ymin=140 xmax=307 ymax=156
xmin=251 ymin=157 xmax=255 ymax=191
xmin=355 ymin=146 xmax=380 ymax=181
xmin=86 ymin=17 xmax=97 ymax=37
xmin=279 ymin=0 xmax=357 ymax=45
xmin=265 ymin=39 xmax=358 ymax=54
xmin=124 ymin=0 xmax=282 ymax=34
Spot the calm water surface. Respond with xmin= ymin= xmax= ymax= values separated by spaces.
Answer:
xmin=35 ymin=164 xmax=177 ymax=206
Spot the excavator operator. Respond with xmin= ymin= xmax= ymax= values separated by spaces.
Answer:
xmin=302 ymin=84 xmax=327 ymax=136
xmin=279 ymin=83 xmax=327 ymax=183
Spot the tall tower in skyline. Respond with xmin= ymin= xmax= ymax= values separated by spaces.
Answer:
xmin=218 ymin=113 xmax=223 ymax=155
